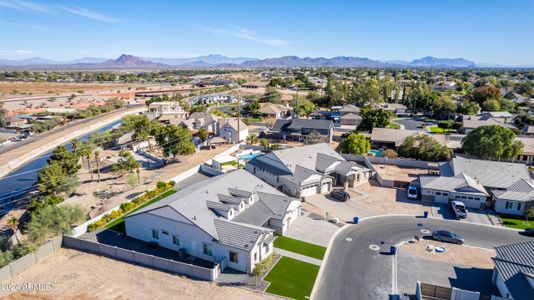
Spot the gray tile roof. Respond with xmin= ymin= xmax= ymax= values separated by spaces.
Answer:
xmin=270 ymin=143 xmax=344 ymax=173
xmin=206 ymin=200 xmax=234 ymax=212
xmin=420 ymin=173 xmax=489 ymax=196
xmin=256 ymin=191 xmax=294 ymax=219
xmin=448 ymin=158 xmax=532 ymax=189
xmin=339 ymin=104 xmax=360 ymax=114
xmin=493 ymin=241 xmax=534 ymax=300
xmin=218 ymin=194 xmax=245 ymax=205
xmin=493 ymin=178 xmax=534 ymax=203
xmin=280 ymin=165 xmax=321 ymax=185
xmin=315 ymin=153 xmax=340 ymax=173
xmin=286 ymin=119 xmax=332 ymax=130
xmin=370 ymin=128 xmax=420 ymax=147
xmin=271 ymin=119 xmax=292 ymax=132
xmin=335 ymin=161 xmax=367 ymax=175
xmin=214 ymin=219 xmax=272 ymax=251
xmin=232 ymin=200 xmax=273 ymax=226
xmin=228 ymin=188 xmax=252 ymax=198
xmin=340 ymin=112 xmax=362 ymax=120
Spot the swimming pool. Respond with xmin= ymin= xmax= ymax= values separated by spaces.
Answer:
xmin=237 ymin=152 xmax=262 ymax=161
xmin=368 ymin=149 xmax=383 ymax=157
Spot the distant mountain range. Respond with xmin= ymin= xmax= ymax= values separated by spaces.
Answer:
xmin=0 ymin=54 xmax=527 ymax=69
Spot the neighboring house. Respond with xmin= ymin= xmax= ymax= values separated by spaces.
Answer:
xmin=173 ymin=112 xmax=220 ymax=134
xmin=493 ymin=179 xmax=534 ymax=216
xmin=148 ymin=102 xmax=187 ymax=118
xmin=246 ymin=143 xmax=370 ymax=197
xmin=270 ymin=119 xmax=334 ymax=143
xmin=492 ymin=241 xmax=534 ymax=300
xmin=241 ymin=81 xmax=266 ymax=89
xmin=380 ymin=103 xmax=408 ymax=117
xmin=419 ymin=173 xmax=489 ymax=209
xmin=370 ymin=128 xmax=427 ymax=149
xmin=4 ymin=116 xmax=27 ymax=127
xmin=515 ymin=136 xmax=534 ymax=165
xmin=418 ymin=157 xmax=532 ymax=209
xmin=219 ymin=118 xmax=248 ymax=144
xmin=124 ymin=170 xmax=301 ymax=274
xmin=189 ymin=93 xmax=237 ymax=106
xmin=461 ymin=114 xmax=517 ymax=134
xmin=258 ymin=103 xmax=291 ymax=119
xmin=522 ymin=125 xmax=534 ymax=136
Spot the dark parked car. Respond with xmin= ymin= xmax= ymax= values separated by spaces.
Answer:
xmin=330 ymin=190 xmax=350 ymax=201
xmin=432 ymin=230 xmax=464 ymax=244
xmin=523 ymin=228 xmax=534 ymax=237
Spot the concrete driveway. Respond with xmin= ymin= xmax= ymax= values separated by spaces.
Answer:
xmin=285 ymin=210 xmax=340 ymax=247
xmin=431 ymin=203 xmax=500 ymax=226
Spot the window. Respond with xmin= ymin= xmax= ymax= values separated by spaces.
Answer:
xmin=229 ymin=251 xmax=238 ymax=263
xmin=161 ymin=230 xmax=169 ymax=235
xmin=151 ymin=229 xmax=159 ymax=239
xmin=505 ymin=201 xmax=512 ymax=209
xmin=443 ymin=193 xmax=449 ymax=196
xmin=203 ymin=243 xmax=213 ymax=256
xmin=436 ymin=192 xmax=442 ymax=195
xmin=468 ymin=197 xmax=473 ymax=200
xmin=517 ymin=203 xmax=522 ymax=211
xmin=172 ymin=235 xmax=180 ymax=246
xmin=264 ymin=243 xmax=270 ymax=253
xmin=229 ymin=210 xmax=233 ymax=216
xmin=254 ymin=252 xmax=258 ymax=261
xmin=461 ymin=196 xmax=467 ymax=199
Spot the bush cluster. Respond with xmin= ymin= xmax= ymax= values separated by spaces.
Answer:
xmin=87 ymin=181 xmax=175 ymax=232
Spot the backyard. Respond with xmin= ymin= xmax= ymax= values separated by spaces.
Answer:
xmin=273 ymin=236 xmax=326 ymax=260
xmin=499 ymin=216 xmax=534 ymax=229
xmin=264 ymin=256 xmax=320 ymax=300
xmin=106 ymin=189 xmax=177 ymax=233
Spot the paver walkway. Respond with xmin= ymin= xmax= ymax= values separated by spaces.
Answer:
xmin=274 ymin=247 xmax=322 ymax=266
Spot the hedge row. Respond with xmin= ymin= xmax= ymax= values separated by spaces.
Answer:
xmin=87 ymin=181 xmax=175 ymax=232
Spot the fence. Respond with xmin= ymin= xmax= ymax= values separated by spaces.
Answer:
xmin=0 ymin=236 xmax=62 ymax=282
xmin=62 ymin=235 xmax=220 ymax=281
xmin=420 ymin=282 xmax=452 ymax=299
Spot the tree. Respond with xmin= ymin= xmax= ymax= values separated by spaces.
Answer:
xmin=247 ymin=134 xmax=259 ymax=145
xmin=341 ymin=133 xmax=370 ymax=155
xmin=0 ymin=102 xmax=6 ymax=128
xmin=112 ymin=150 xmax=141 ymax=176
xmin=470 ymin=85 xmax=501 ymax=106
xmin=457 ymin=101 xmax=480 ymax=115
xmin=245 ymin=100 xmax=260 ymax=115
xmin=353 ymin=78 xmax=383 ymax=105
xmin=482 ymin=99 xmax=501 ymax=111
xmin=28 ymin=195 xmax=64 ymax=216
xmin=431 ymin=96 xmax=455 ymax=120
xmin=383 ymin=149 xmax=398 ymax=158
xmin=263 ymin=87 xmax=282 ymax=104
xmin=156 ymin=125 xmax=196 ymax=161
xmin=94 ymin=150 xmax=101 ymax=182
xmin=36 ymin=162 xmax=78 ymax=197
xmin=399 ymin=135 xmax=450 ymax=161
xmin=48 ymin=145 xmax=80 ymax=176
xmin=292 ymin=97 xmax=315 ymax=118
xmin=7 ymin=216 xmax=20 ymax=245
xmin=197 ymin=128 xmax=209 ymax=141
xmin=526 ymin=207 xmax=534 ymax=222
xmin=357 ymin=107 xmax=391 ymax=132
xmin=462 ymin=125 xmax=523 ymax=160
xmin=27 ymin=205 xmax=85 ymax=243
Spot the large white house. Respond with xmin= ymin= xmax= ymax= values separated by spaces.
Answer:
xmin=246 ymin=143 xmax=370 ymax=198
xmin=124 ymin=170 xmax=300 ymax=273
xmin=219 ymin=118 xmax=248 ymax=144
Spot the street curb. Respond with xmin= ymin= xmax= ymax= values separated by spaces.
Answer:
xmin=310 ymin=224 xmax=351 ymax=300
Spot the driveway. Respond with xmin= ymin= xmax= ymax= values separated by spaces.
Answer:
xmin=285 ymin=210 xmax=340 ymax=247
xmin=395 ymin=118 xmax=426 ymax=130
xmin=431 ymin=203 xmax=500 ymax=226
xmin=312 ymin=215 xmax=530 ymax=300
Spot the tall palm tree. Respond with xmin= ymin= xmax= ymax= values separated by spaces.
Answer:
xmin=71 ymin=139 xmax=79 ymax=157
xmin=7 ymin=216 xmax=20 ymax=245
xmin=136 ymin=166 xmax=141 ymax=184
xmin=86 ymin=152 xmax=94 ymax=181
xmin=94 ymin=150 xmax=101 ymax=183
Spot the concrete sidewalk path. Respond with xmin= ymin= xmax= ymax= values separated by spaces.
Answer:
xmin=274 ymin=247 xmax=322 ymax=266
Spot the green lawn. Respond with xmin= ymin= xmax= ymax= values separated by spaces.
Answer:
xmin=273 ymin=236 xmax=326 ymax=260
xmin=499 ymin=216 xmax=534 ymax=229
xmin=387 ymin=122 xmax=401 ymax=129
xmin=106 ymin=189 xmax=177 ymax=233
xmin=428 ymin=126 xmax=456 ymax=134
xmin=264 ymin=256 xmax=319 ymax=300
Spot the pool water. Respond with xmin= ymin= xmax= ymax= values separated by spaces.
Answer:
xmin=368 ymin=149 xmax=383 ymax=157
xmin=237 ymin=153 xmax=262 ymax=161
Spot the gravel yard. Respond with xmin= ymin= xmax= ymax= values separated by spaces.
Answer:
xmin=0 ymin=249 xmax=278 ymax=300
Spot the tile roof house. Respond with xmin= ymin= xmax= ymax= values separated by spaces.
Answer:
xmin=461 ymin=114 xmax=517 ymax=134
xmin=258 ymin=103 xmax=291 ymax=118
xmin=148 ymin=101 xmax=187 ymax=119
xmin=171 ymin=112 xmax=220 ymax=134
xmin=270 ymin=118 xmax=334 ymax=143
xmin=419 ymin=157 xmax=533 ymax=210
xmin=492 ymin=241 xmax=534 ymax=300
xmin=246 ymin=143 xmax=370 ymax=197
xmin=219 ymin=118 xmax=248 ymax=144
xmin=124 ymin=170 xmax=300 ymax=274
xmin=189 ymin=93 xmax=237 ymax=106
xmin=493 ymin=178 xmax=534 ymax=216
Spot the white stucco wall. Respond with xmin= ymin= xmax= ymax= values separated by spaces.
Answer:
xmin=494 ymin=199 xmax=526 ymax=216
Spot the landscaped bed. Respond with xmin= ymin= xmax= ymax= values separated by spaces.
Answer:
xmin=499 ymin=216 xmax=533 ymax=229
xmin=428 ymin=126 xmax=456 ymax=133
xmin=264 ymin=256 xmax=319 ymax=300
xmin=273 ymin=236 xmax=326 ymax=260
xmin=106 ymin=189 xmax=177 ymax=233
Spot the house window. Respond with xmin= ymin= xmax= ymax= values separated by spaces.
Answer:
xmin=505 ymin=201 xmax=512 ymax=209
xmin=229 ymin=210 xmax=233 ymax=216
xmin=517 ymin=203 xmax=522 ymax=211
xmin=436 ymin=192 xmax=442 ymax=195
xmin=151 ymin=229 xmax=159 ymax=239
xmin=172 ymin=235 xmax=180 ymax=246
xmin=229 ymin=251 xmax=238 ymax=263
xmin=264 ymin=243 xmax=270 ymax=253
xmin=254 ymin=252 xmax=258 ymax=261
xmin=442 ymin=193 xmax=449 ymax=196
xmin=162 ymin=230 xmax=169 ymax=235
xmin=203 ymin=243 xmax=213 ymax=256
xmin=467 ymin=197 xmax=473 ymax=200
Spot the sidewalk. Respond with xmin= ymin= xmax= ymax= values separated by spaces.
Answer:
xmin=274 ymin=247 xmax=322 ymax=266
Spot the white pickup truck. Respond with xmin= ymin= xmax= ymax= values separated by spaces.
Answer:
xmin=451 ymin=201 xmax=468 ymax=219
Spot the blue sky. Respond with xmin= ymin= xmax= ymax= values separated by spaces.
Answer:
xmin=0 ymin=0 xmax=533 ymax=65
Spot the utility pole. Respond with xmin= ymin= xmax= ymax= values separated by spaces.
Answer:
xmin=237 ymin=90 xmax=241 ymax=144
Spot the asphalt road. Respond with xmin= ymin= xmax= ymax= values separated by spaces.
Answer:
xmin=394 ymin=118 xmax=426 ymax=130
xmin=312 ymin=215 xmax=531 ymax=300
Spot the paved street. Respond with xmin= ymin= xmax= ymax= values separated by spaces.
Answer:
xmin=312 ymin=215 xmax=531 ymax=300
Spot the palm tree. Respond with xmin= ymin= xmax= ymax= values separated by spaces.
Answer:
xmin=94 ymin=150 xmax=101 ymax=183
xmin=86 ymin=152 xmax=93 ymax=181
xmin=71 ymin=139 xmax=79 ymax=157
xmin=136 ymin=166 xmax=141 ymax=184
xmin=7 ymin=216 xmax=20 ymax=245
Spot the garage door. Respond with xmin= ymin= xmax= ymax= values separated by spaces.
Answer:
xmin=300 ymin=185 xmax=318 ymax=197
xmin=321 ymin=182 xmax=331 ymax=193
xmin=456 ymin=196 xmax=483 ymax=209
xmin=434 ymin=192 xmax=450 ymax=204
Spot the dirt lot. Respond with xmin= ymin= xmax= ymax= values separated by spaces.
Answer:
xmin=402 ymin=239 xmax=495 ymax=269
xmin=373 ymin=164 xmax=429 ymax=183
xmin=0 ymin=81 xmax=134 ymax=99
xmin=0 ymin=249 xmax=277 ymax=300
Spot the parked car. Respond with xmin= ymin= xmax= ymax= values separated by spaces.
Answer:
xmin=329 ymin=217 xmax=341 ymax=224
xmin=330 ymin=190 xmax=350 ymax=201
xmin=451 ymin=201 xmax=468 ymax=219
xmin=407 ymin=186 xmax=418 ymax=199
xmin=432 ymin=230 xmax=464 ymax=244
xmin=522 ymin=228 xmax=534 ymax=237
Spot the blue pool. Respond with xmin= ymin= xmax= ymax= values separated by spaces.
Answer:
xmin=237 ymin=153 xmax=262 ymax=161
xmin=368 ymin=149 xmax=383 ymax=157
